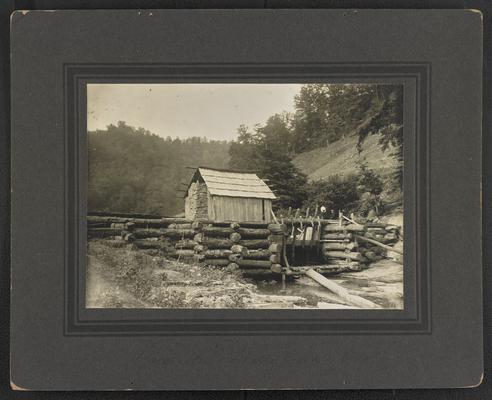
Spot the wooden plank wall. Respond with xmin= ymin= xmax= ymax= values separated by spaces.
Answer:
xmin=208 ymin=196 xmax=272 ymax=222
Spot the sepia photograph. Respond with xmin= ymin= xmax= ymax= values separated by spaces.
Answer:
xmin=86 ymin=83 xmax=404 ymax=310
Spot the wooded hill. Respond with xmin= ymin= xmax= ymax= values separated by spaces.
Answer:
xmin=293 ymin=133 xmax=398 ymax=181
xmin=88 ymin=84 xmax=402 ymax=217
xmin=88 ymin=122 xmax=230 ymax=216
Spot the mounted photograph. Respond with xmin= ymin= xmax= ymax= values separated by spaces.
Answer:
xmin=86 ymin=83 xmax=404 ymax=310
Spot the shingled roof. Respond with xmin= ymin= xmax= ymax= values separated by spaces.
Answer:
xmin=191 ymin=167 xmax=276 ymax=200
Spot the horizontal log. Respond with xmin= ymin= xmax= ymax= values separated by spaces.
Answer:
xmin=364 ymin=222 xmax=387 ymax=228
xmin=243 ymin=249 xmax=272 ymax=260
xmin=88 ymin=216 xmax=131 ymax=224
xmin=194 ymin=233 xmax=234 ymax=246
xmin=128 ymin=220 xmax=170 ymax=228
xmin=269 ymin=254 xmax=281 ymax=264
xmin=198 ymin=238 xmax=234 ymax=249
xmin=364 ymin=232 xmax=386 ymax=241
xmin=88 ymin=216 xmax=192 ymax=227
xmin=237 ymin=259 xmax=272 ymax=269
xmin=240 ymin=239 xmax=270 ymax=249
xmin=229 ymin=250 xmax=272 ymax=263
xmin=159 ymin=217 xmax=192 ymax=224
xmin=321 ymin=242 xmax=357 ymax=251
xmin=236 ymin=221 xmax=269 ymax=229
xmin=87 ymin=222 xmax=109 ymax=228
xmin=168 ymin=223 xmax=192 ymax=229
xmin=204 ymin=249 xmax=234 ymax=259
xmin=174 ymin=239 xmax=198 ymax=249
xmin=323 ymin=224 xmax=365 ymax=232
xmin=210 ymin=221 xmax=237 ymax=227
xmin=237 ymin=228 xmax=271 ymax=239
xmin=317 ymin=259 xmax=362 ymax=266
xmin=201 ymin=226 xmax=235 ymax=237
xmin=289 ymin=263 xmax=360 ymax=274
xmin=319 ymin=239 xmax=351 ymax=243
xmin=88 ymin=211 xmax=162 ymax=219
xmin=132 ymin=240 xmax=172 ymax=251
xmin=281 ymin=218 xmax=339 ymax=225
xmin=323 ymin=251 xmax=365 ymax=262
xmin=241 ymin=269 xmax=277 ymax=276
xmin=321 ymin=233 xmax=353 ymax=240
xmin=191 ymin=220 xmax=233 ymax=229
xmin=110 ymin=222 xmax=127 ymax=229
xmin=133 ymin=228 xmax=195 ymax=239
xmin=169 ymin=249 xmax=195 ymax=258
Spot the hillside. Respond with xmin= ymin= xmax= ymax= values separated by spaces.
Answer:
xmin=88 ymin=122 xmax=231 ymax=216
xmin=293 ymin=133 xmax=398 ymax=181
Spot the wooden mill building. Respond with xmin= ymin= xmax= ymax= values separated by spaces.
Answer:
xmin=184 ymin=167 xmax=276 ymax=222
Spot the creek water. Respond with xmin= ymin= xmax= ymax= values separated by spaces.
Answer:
xmin=254 ymin=269 xmax=400 ymax=309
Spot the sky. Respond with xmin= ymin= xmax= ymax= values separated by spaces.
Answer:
xmin=87 ymin=83 xmax=304 ymax=141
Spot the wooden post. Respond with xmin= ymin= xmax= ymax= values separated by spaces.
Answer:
xmin=270 ymin=209 xmax=279 ymax=224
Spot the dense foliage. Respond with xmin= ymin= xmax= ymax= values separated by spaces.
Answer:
xmin=229 ymin=115 xmax=308 ymax=209
xmin=304 ymin=175 xmax=360 ymax=216
xmin=89 ymin=83 xmax=402 ymax=217
xmin=228 ymin=83 xmax=403 ymax=212
xmin=88 ymin=122 xmax=230 ymax=216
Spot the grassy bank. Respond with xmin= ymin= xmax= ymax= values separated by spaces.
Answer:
xmin=86 ymin=240 xmax=310 ymax=309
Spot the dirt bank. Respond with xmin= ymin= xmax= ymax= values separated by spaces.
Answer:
xmin=86 ymin=240 xmax=403 ymax=309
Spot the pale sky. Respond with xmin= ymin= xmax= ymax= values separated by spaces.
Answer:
xmin=87 ymin=83 xmax=304 ymax=140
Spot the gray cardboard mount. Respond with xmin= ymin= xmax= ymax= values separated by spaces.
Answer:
xmin=10 ymin=10 xmax=482 ymax=390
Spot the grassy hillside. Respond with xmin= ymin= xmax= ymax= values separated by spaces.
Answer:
xmin=293 ymin=134 xmax=398 ymax=181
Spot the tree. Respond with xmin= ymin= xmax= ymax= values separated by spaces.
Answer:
xmin=356 ymin=162 xmax=384 ymax=216
xmin=228 ymin=125 xmax=262 ymax=171
xmin=304 ymin=175 xmax=360 ymax=216
xmin=293 ymin=83 xmax=404 ymax=187
xmin=228 ymin=118 xmax=308 ymax=209
xmin=88 ymin=122 xmax=231 ymax=216
xmin=354 ymin=85 xmax=403 ymax=188
xmin=257 ymin=148 xmax=308 ymax=209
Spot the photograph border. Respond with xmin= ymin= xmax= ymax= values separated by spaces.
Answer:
xmin=65 ymin=62 xmax=430 ymax=336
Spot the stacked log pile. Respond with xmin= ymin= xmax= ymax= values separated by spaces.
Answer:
xmin=87 ymin=215 xmax=196 ymax=259
xmin=193 ymin=222 xmax=284 ymax=277
xmin=88 ymin=213 xmax=402 ymax=276
xmin=280 ymin=215 xmax=402 ymax=273
xmin=355 ymin=223 xmax=402 ymax=263
xmin=321 ymin=222 xmax=367 ymax=269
